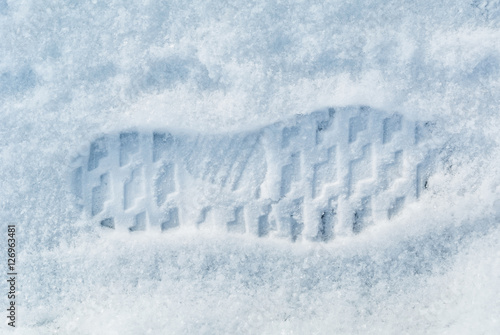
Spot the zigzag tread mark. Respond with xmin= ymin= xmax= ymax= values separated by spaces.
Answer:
xmin=72 ymin=106 xmax=437 ymax=241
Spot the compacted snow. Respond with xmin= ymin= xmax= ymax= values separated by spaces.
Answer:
xmin=0 ymin=0 xmax=499 ymax=333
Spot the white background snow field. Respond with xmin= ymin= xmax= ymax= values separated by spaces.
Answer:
xmin=0 ymin=0 xmax=499 ymax=333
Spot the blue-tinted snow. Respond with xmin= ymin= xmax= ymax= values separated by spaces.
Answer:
xmin=0 ymin=0 xmax=499 ymax=333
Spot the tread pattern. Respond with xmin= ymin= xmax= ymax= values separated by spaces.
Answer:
xmin=70 ymin=106 xmax=437 ymax=242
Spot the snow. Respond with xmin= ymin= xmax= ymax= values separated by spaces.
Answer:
xmin=0 ymin=0 xmax=499 ymax=333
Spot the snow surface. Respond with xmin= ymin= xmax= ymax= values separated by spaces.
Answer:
xmin=0 ymin=0 xmax=499 ymax=333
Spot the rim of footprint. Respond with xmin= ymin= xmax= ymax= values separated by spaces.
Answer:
xmin=70 ymin=105 xmax=440 ymax=242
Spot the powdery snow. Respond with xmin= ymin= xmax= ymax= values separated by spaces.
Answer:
xmin=0 ymin=0 xmax=499 ymax=333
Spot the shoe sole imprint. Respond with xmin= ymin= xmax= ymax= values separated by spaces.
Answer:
xmin=70 ymin=106 xmax=437 ymax=242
